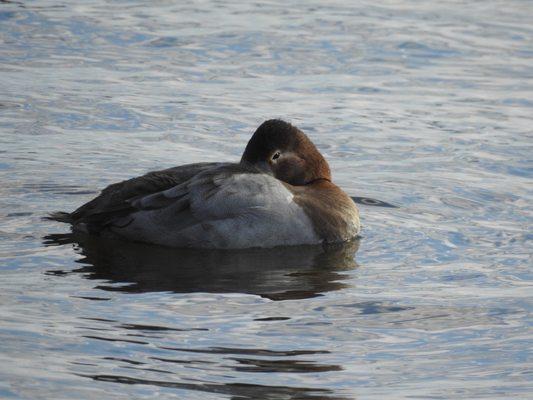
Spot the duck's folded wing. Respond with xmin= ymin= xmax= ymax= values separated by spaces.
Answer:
xmin=60 ymin=162 xmax=226 ymax=226
xmin=107 ymin=165 xmax=317 ymax=248
xmin=124 ymin=163 xmax=274 ymax=219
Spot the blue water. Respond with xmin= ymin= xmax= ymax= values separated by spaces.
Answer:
xmin=1 ymin=1 xmax=532 ymax=399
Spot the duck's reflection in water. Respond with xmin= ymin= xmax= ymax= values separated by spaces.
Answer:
xmin=44 ymin=233 xmax=360 ymax=301
xmin=79 ymin=373 xmax=351 ymax=400
xmin=45 ymin=234 xmax=358 ymax=399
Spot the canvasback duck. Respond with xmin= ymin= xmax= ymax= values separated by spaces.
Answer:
xmin=50 ymin=120 xmax=360 ymax=248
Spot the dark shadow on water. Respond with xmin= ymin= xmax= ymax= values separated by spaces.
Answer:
xmin=43 ymin=233 xmax=360 ymax=301
xmin=77 ymin=373 xmax=351 ymax=400
xmin=350 ymin=196 xmax=398 ymax=208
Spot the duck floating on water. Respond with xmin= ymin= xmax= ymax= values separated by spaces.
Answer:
xmin=50 ymin=119 xmax=360 ymax=248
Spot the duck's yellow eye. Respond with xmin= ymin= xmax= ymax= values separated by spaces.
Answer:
xmin=272 ymin=151 xmax=281 ymax=161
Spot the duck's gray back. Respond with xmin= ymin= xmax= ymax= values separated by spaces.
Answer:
xmin=55 ymin=162 xmax=227 ymax=229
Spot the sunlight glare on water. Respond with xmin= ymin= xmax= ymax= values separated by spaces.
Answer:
xmin=0 ymin=0 xmax=532 ymax=399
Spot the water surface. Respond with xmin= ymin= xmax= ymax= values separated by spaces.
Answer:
xmin=1 ymin=1 xmax=532 ymax=399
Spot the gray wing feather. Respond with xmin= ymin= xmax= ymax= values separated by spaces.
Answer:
xmin=55 ymin=162 xmax=227 ymax=231
xmin=130 ymin=181 xmax=189 ymax=211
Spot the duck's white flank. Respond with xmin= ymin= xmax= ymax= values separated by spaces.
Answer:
xmin=104 ymin=165 xmax=320 ymax=248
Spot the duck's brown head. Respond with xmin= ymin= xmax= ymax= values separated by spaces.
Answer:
xmin=240 ymin=119 xmax=332 ymax=186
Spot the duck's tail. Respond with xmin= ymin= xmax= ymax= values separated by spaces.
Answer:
xmin=44 ymin=211 xmax=73 ymax=223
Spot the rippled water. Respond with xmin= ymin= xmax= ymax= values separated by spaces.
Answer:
xmin=1 ymin=1 xmax=532 ymax=399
